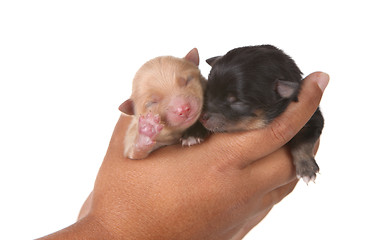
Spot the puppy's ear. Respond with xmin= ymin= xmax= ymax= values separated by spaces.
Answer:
xmin=206 ymin=56 xmax=221 ymax=66
xmin=275 ymin=80 xmax=299 ymax=99
xmin=119 ymin=99 xmax=135 ymax=115
xmin=184 ymin=48 xmax=199 ymax=66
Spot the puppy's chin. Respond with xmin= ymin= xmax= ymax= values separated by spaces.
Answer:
xmin=200 ymin=113 xmax=232 ymax=132
xmin=201 ymin=122 xmax=227 ymax=133
xmin=201 ymin=114 xmax=268 ymax=132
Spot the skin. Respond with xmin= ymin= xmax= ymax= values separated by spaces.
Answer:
xmin=37 ymin=72 xmax=328 ymax=240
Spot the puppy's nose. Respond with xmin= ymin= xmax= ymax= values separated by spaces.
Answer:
xmin=175 ymin=104 xmax=191 ymax=118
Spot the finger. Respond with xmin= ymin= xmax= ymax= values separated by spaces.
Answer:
xmin=78 ymin=191 xmax=93 ymax=220
xmin=229 ymin=207 xmax=273 ymax=240
xmin=240 ymin=147 xmax=297 ymax=195
xmin=199 ymin=72 xmax=329 ymax=166
xmin=229 ymin=180 xmax=298 ymax=240
xmin=248 ymin=72 xmax=329 ymax=160
xmin=260 ymin=179 xmax=299 ymax=208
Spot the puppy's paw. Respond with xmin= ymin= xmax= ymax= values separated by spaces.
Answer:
xmin=131 ymin=113 xmax=164 ymax=158
xmin=295 ymin=158 xmax=320 ymax=184
xmin=138 ymin=113 xmax=164 ymax=139
xmin=180 ymin=136 xmax=204 ymax=146
xmin=180 ymin=121 xmax=209 ymax=147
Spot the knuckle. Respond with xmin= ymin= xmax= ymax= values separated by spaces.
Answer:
xmin=269 ymin=118 xmax=294 ymax=144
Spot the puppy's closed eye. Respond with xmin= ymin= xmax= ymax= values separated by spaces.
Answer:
xmin=230 ymin=101 xmax=247 ymax=111
xmin=145 ymin=101 xmax=158 ymax=108
xmin=224 ymin=93 xmax=255 ymax=116
xmin=178 ymin=75 xmax=194 ymax=87
xmin=145 ymin=95 xmax=161 ymax=108
xmin=230 ymin=102 xmax=254 ymax=115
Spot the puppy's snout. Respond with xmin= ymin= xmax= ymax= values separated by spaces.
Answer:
xmin=175 ymin=104 xmax=191 ymax=118
xmin=166 ymin=96 xmax=200 ymax=127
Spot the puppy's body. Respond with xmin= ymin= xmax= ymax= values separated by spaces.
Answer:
xmin=201 ymin=45 xmax=324 ymax=183
xmin=119 ymin=49 xmax=206 ymax=159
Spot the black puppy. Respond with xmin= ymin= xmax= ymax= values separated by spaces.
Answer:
xmin=201 ymin=45 xmax=324 ymax=183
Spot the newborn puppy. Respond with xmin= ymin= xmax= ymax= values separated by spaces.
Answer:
xmin=119 ymin=48 xmax=206 ymax=159
xmin=201 ymin=45 xmax=324 ymax=183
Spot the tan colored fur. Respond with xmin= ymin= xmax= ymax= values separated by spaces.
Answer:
xmin=225 ymin=110 xmax=267 ymax=132
xmin=123 ymin=52 xmax=206 ymax=159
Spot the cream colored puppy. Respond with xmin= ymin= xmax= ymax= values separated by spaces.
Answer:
xmin=119 ymin=48 xmax=206 ymax=159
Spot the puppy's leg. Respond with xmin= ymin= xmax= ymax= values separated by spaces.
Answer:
xmin=180 ymin=121 xmax=209 ymax=146
xmin=290 ymin=141 xmax=319 ymax=183
xmin=289 ymin=109 xmax=324 ymax=183
xmin=124 ymin=113 xmax=164 ymax=159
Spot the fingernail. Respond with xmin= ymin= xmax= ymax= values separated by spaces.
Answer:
xmin=315 ymin=72 xmax=329 ymax=92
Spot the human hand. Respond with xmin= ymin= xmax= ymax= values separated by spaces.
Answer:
xmin=39 ymin=72 xmax=328 ymax=240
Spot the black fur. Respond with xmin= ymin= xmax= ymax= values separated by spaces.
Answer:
xmin=202 ymin=45 xmax=324 ymax=182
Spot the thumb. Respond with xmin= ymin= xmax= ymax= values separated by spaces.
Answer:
xmin=251 ymin=71 xmax=329 ymax=158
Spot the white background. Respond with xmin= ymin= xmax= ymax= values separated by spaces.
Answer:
xmin=1 ymin=1 xmax=368 ymax=239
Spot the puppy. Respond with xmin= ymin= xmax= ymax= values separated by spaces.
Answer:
xmin=201 ymin=45 xmax=324 ymax=183
xmin=119 ymin=48 xmax=207 ymax=159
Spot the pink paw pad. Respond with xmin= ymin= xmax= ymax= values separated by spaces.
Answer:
xmin=138 ymin=113 xmax=163 ymax=138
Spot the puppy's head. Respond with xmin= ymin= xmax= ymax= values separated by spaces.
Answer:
xmin=120 ymin=48 xmax=206 ymax=132
xmin=201 ymin=45 xmax=302 ymax=132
